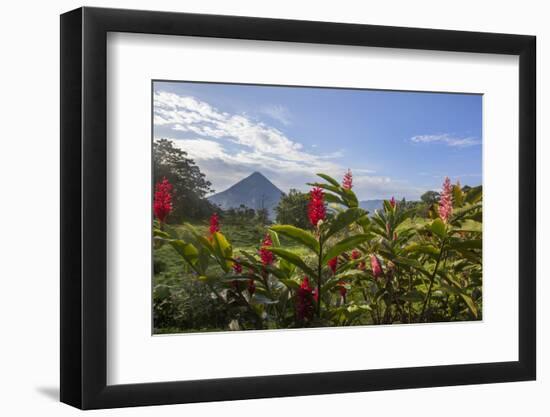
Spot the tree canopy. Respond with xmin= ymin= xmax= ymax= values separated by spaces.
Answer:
xmin=275 ymin=189 xmax=310 ymax=229
xmin=153 ymin=138 xmax=215 ymax=221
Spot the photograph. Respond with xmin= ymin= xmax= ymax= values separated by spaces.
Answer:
xmin=152 ymin=80 xmax=483 ymax=334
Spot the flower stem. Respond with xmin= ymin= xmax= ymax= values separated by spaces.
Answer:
xmin=419 ymin=240 xmax=446 ymax=322
xmin=317 ymin=238 xmax=323 ymax=318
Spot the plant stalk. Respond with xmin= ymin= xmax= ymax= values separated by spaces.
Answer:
xmin=419 ymin=240 xmax=446 ymax=322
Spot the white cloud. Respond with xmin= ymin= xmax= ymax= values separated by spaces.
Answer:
xmin=153 ymin=90 xmax=421 ymax=199
xmin=260 ymin=105 xmax=292 ymax=126
xmin=410 ymin=133 xmax=480 ymax=148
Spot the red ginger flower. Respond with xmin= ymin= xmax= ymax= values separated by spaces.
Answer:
xmin=342 ymin=169 xmax=353 ymax=190
xmin=209 ymin=213 xmax=220 ymax=235
xmin=259 ymin=233 xmax=275 ymax=266
xmin=153 ymin=177 xmax=173 ymax=223
xmin=308 ymin=187 xmax=326 ymax=227
xmin=389 ymin=196 xmax=396 ymax=208
xmin=439 ymin=177 xmax=453 ymax=223
xmin=370 ymin=254 xmax=383 ymax=279
xmin=296 ymin=277 xmax=315 ymax=321
xmin=327 ymin=257 xmax=338 ymax=274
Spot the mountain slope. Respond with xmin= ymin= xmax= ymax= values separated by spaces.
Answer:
xmin=359 ymin=199 xmax=384 ymax=214
xmin=208 ymin=172 xmax=284 ymax=217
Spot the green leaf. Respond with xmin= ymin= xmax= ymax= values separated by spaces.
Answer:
xmin=153 ymin=284 xmax=171 ymax=299
xmin=324 ymin=193 xmax=346 ymax=206
xmin=398 ymin=290 xmax=425 ymax=303
xmin=266 ymin=247 xmax=317 ymax=278
xmin=251 ymin=293 xmax=279 ymax=305
xmin=464 ymin=186 xmax=482 ymax=204
xmin=440 ymin=284 xmax=478 ymax=318
xmin=335 ymin=269 xmax=368 ymax=280
xmin=431 ymin=218 xmax=447 ymax=238
xmin=212 ymin=232 xmax=233 ymax=271
xmin=279 ymin=258 xmax=296 ymax=277
xmin=341 ymin=189 xmax=359 ymax=208
xmin=279 ymin=279 xmax=300 ymax=290
xmin=448 ymin=239 xmax=482 ymax=250
xmin=404 ymin=243 xmax=440 ymax=257
xmin=267 ymin=229 xmax=281 ymax=247
xmin=325 ymin=208 xmax=367 ymax=239
xmin=306 ymin=182 xmax=341 ymax=194
xmin=393 ymin=257 xmax=431 ymax=277
xmin=270 ymin=225 xmax=320 ymax=253
xmin=460 ymin=293 xmax=478 ymax=318
xmin=322 ymin=234 xmax=371 ymax=263
xmin=316 ymin=173 xmax=341 ymax=187
xmin=451 ymin=202 xmax=481 ymax=219
xmin=457 ymin=219 xmax=482 ymax=233
xmin=262 ymin=265 xmax=289 ymax=280
xmin=153 ymin=228 xmax=170 ymax=239
xmin=168 ymin=240 xmax=199 ymax=265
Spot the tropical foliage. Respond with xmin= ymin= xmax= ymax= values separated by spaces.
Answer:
xmin=153 ymin=170 xmax=482 ymax=332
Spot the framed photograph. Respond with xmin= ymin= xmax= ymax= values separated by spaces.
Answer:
xmin=60 ymin=6 xmax=536 ymax=409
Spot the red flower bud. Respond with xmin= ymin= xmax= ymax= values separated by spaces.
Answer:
xmin=342 ymin=169 xmax=353 ymax=190
xmin=370 ymin=254 xmax=383 ymax=279
xmin=389 ymin=196 xmax=396 ymax=208
xmin=351 ymin=250 xmax=361 ymax=260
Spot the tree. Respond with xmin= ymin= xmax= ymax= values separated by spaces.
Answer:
xmin=153 ymin=138 xmax=215 ymax=222
xmin=256 ymin=208 xmax=270 ymax=225
xmin=275 ymin=189 xmax=310 ymax=228
xmin=420 ymin=190 xmax=440 ymax=205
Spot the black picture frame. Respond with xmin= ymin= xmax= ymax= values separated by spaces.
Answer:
xmin=60 ymin=6 xmax=536 ymax=410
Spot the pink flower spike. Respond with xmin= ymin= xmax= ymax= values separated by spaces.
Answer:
xmin=389 ymin=196 xmax=396 ymax=208
xmin=370 ymin=255 xmax=383 ymax=279
xmin=342 ymin=169 xmax=353 ymax=190
xmin=438 ymin=177 xmax=453 ymax=223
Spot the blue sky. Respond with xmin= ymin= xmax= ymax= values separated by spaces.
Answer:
xmin=153 ymin=81 xmax=482 ymax=200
